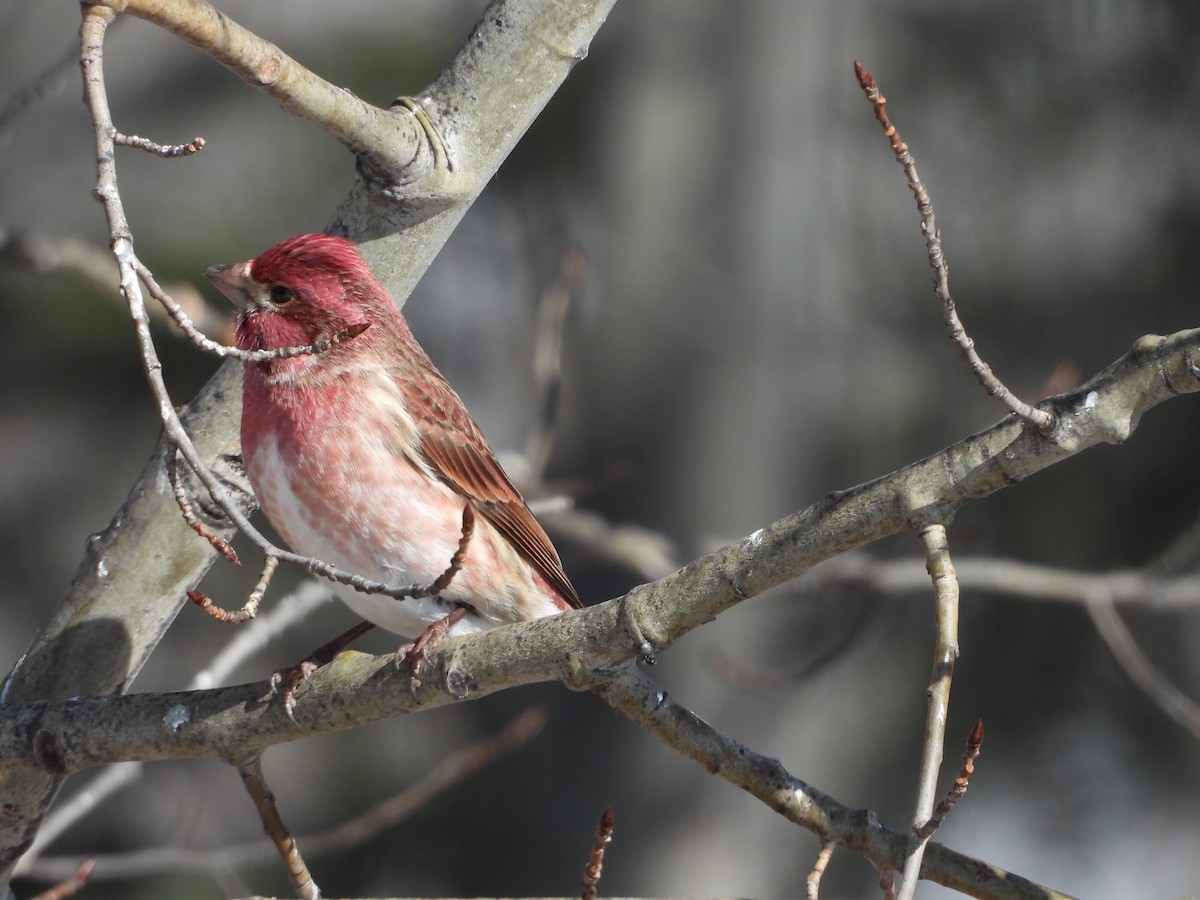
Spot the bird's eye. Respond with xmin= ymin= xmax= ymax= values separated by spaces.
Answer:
xmin=270 ymin=284 xmax=295 ymax=305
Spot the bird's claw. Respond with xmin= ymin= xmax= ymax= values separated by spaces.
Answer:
xmin=394 ymin=640 xmax=422 ymax=699
xmin=395 ymin=607 xmax=466 ymax=701
xmin=270 ymin=660 xmax=318 ymax=724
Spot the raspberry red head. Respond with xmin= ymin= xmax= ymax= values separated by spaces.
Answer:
xmin=206 ymin=233 xmax=379 ymax=355
xmin=249 ymin=233 xmax=372 ymax=289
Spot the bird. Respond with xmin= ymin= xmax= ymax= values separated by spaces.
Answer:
xmin=204 ymin=233 xmax=579 ymax=710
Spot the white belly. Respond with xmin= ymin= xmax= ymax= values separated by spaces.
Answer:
xmin=245 ymin=436 xmax=546 ymax=639
xmin=335 ymin=587 xmax=490 ymax=640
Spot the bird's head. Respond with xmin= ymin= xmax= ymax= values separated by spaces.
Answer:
xmin=205 ymin=234 xmax=382 ymax=358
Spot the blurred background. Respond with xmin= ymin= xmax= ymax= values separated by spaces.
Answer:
xmin=3 ymin=1 xmax=1200 ymax=897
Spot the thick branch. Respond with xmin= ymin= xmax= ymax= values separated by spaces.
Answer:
xmin=85 ymin=0 xmax=437 ymax=189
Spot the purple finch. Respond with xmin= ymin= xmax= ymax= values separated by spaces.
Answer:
xmin=204 ymin=234 xmax=579 ymax=684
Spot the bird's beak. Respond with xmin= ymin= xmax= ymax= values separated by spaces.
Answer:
xmin=203 ymin=261 xmax=255 ymax=309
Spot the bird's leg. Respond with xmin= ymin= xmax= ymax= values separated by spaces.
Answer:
xmin=394 ymin=504 xmax=477 ymax=698
xmin=395 ymin=604 xmax=470 ymax=699
xmin=271 ymin=619 xmax=377 ymax=722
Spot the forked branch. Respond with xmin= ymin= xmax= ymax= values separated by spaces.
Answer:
xmin=897 ymin=524 xmax=961 ymax=900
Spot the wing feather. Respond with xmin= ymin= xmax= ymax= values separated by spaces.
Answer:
xmin=399 ymin=367 xmax=580 ymax=609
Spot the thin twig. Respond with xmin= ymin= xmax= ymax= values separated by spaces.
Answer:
xmin=194 ymin=503 xmax=475 ymax=630
xmin=390 ymin=507 xmax=478 ymax=697
xmin=81 ymin=4 xmax=266 ymax=603
xmin=580 ymin=806 xmax=614 ymax=900
xmin=167 ymin=446 xmax=240 ymax=566
xmin=806 ymin=841 xmax=834 ymax=900
xmin=15 ymin=583 xmax=334 ymax=875
xmin=599 ymin=666 xmax=1074 ymax=900
xmin=853 ymin=61 xmax=1055 ymax=434
xmin=1143 ymin=508 xmax=1200 ymax=576
xmin=249 ymin=518 xmax=466 ymax=604
xmin=136 ymin=261 xmax=224 ymax=350
xmin=916 ymin=719 xmax=984 ymax=839
xmin=27 ymin=857 xmax=94 ymax=900
xmin=0 ymin=227 xmax=228 ymax=337
xmin=112 ymin=129 xmax=204 ymax=157
xmin=0 ymin=40 xmax=79 ymax=149
xmin=897 ymin=523 xmax=961 ymax=900
xmin=140 ymin=260 xmax=371 ymax=362
xmin=708 ymin=593 xmax=880 ymax=693
xmin=1086 ymin=599 xmax=1200 ymax=742
xmin=20 ymin=707 xmax=547 ymax=883
xmin=235 ymin=754 xmax=318 ymax=900
xmin=188 ymin=556 xmax=278 ymax=624
xmin=808 ymin=551 xmax=1200 ymax=611
xmin=525 ymin=244 xmax=587 ymax=477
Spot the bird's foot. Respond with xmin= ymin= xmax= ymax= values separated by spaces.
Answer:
xmin=395 ymin=605 xmax=469 ymax=700
xmin=270 ymin=619 xmax=377 ymax=723
xmin=269 ymin=660 xmax=319 ymax=724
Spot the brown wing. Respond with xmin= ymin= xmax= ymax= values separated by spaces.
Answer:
xmin=405 ymin=371 xmax=580 ymax=610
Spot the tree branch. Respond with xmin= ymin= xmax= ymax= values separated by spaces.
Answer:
xmin=83 ymin=0 xmax=442 ymax=194
xmin=598 ymin=666 xmax=1073 ymax=900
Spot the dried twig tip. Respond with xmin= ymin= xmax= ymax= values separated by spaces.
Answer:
xmin=35 ymin=854 xmax=97 ymax=900
xmin=581 ymin=806 xmax=615 ymax=900
xmin=969 ymin=718 xmax=984 ymax=746
xmin=188 ymin=590 xmax=216 ymax=610
xmin=853 ymin=60 xmax=878 ymax=97
xmin=915 ymin=718 xmax=985 ymax=839
xmin=186 ymin=554 xmax=275 ymax=624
